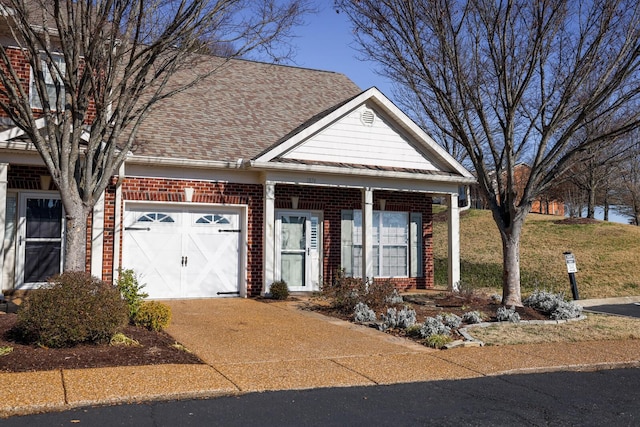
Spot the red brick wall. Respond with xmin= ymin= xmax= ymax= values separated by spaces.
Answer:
xmin=6 ymin=169 xmax=435 ymax=293
xmin=0 ymin=47 xmax=96 ymax=122
xmin=275 ymin=185 xmax=434 ymax=290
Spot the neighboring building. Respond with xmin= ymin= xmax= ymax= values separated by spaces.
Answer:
xmin=469 ymin=163 xmax=565 ymax=216
xmin=0 ymin=26 xmax=474 ymax=299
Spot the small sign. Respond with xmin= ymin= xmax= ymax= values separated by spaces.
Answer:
xmin=564 ymin=252 xmax=577 ymax=274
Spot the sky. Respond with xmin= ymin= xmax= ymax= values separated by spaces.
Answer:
xmin=286 ymin=3 xmax=395 ymax=100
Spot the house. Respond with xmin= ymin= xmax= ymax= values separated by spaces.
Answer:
xmin=0 ymin=43 xmax=475 ymax=299
xmin=469 ymin=163 xmax=565 ymax=216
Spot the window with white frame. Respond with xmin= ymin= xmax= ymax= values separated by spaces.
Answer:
xmin=30 ymin=53 xmax=66 ymax=110
xmin=345 ymin=210 xmax=418 ymax=278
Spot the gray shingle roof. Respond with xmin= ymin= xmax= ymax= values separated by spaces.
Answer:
xmin=133 ymin=57 xmax=363 ymax=162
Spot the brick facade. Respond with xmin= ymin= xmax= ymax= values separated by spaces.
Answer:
xmin=273 ymin=184 xmax=433 ymax=291
xmin=4 ymin=169 xmax=435 ymax=295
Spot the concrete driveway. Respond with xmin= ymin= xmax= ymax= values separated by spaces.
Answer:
xmin=164 ymin=298 xmax=640 ymax=393
xmin=164 ymin=298 xmax=472 ymax=391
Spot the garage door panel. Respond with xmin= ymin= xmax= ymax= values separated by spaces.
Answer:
xmin=123 ymin=206 xmax=242 ymax=299
xmin=184 ymin=232 xmax=239 ymax=297
xmin=123 ymin=229 xmax=183 ymax=299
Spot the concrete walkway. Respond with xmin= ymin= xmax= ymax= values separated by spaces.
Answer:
xmin=1 ymin=298 xmax=640 ymax=418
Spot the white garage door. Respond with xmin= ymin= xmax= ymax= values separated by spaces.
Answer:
xmin=122 ymin=205 xmax=243 ymax=299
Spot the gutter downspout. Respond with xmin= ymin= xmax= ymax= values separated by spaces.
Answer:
xmin=460 ymin=185 xmax=471 ymax=212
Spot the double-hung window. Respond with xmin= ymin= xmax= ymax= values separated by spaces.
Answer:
xmin=342 ymin=210 xmax=422 ymax=278
xmin=30 ymin=53 xmax=66 ymax=110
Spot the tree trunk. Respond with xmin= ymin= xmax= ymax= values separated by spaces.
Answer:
xmin=492 ymin=208 xmax=526 ymax=307
xmin=62 ymin=198 xmax=90 ymax=272
xmin=501 ymin=230 xmax=523 ymax=306
xmin=587 ymin=187 xmax=596 ymax=218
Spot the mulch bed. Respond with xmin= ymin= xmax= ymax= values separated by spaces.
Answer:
xmin=0 ymin=314 xmax=203 ymax=373
xmin=306 ymin=292 xmax=549 ymax=342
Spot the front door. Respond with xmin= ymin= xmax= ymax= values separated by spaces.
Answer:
xmin=277 ymin=212 xmax=320 ymax=292
xmin=16 ymin=193 xmax=64 ymax=288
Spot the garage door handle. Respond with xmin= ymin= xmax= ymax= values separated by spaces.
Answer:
xmin=181 ymin=256 xmax=188 ymax=266
xmin=219 ymin=229 xmax=241 ymax=233
xmin=125 ymin=227 xmax=151 ymax=231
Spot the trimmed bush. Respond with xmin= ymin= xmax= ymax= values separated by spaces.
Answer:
xmin=269 ymin=280 xmax=289 ymax=300
xmin=420 ymin=316 xmax=451 ymax=338
xmin=441 ymin=313 xmax=462 ymax=329
xmin=116 ymin=269 xmax=148 ymax=321
xmin=523 ymin=289 xmax=583 ymax=320
xmin=496 ymin=306 xmax=521 ymax=322
xmin=462 ymin=311 xmax=484 ymax=324
xmin=133 ymin=301 xmax=172 ymax=331
xmin=353 ymin=302 xmax=377 ymax=323
xmin=15 ymin=272 xmax=128 ymax=348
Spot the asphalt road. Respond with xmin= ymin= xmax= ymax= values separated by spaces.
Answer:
xmin=584 ymin=303 xmax=640 ymax=318
xmin=5 ymin=367 xmax=640 ymax=426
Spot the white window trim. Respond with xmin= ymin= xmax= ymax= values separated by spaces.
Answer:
xmin=29 ymin=52 xmax=66 ymax=110
xmin=352 ymin=210 xmax=410 ymax=278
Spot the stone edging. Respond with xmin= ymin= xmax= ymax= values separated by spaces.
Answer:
xmin=452 ymin=315 xmax=588 ymax=348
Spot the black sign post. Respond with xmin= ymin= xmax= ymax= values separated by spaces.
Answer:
xmin=563 ymin=252 xmax=579 ymax=300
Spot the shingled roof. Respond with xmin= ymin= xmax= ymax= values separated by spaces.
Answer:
xmin=132 ymin=57 xmax=363 ymax=162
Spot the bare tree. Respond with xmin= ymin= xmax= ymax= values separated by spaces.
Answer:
xmin=337 ymin=0 xmax=640 ymax=305
xmin=0 ymin=0 xmax=310 ymax=271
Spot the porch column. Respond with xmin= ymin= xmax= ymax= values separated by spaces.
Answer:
xmin=361 ymin=187 xmax=374 ymax=280
xmin=90 ymin=191 xmax=105 ymax=280
xmin=112 ymin=162 xmax=125 ymax=281
xmin=447 ymin=192 xmax=461 ymax=291
xmin=0 ymin=163 xmax=7 ymax=293
xmin=263 ymin=181 xmax=276 ymax=295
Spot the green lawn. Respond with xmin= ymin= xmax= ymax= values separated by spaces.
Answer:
xmin=432 ymin=208 xmax=640 ymax=299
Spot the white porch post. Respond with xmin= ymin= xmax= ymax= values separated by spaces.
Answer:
xmin=90 ymin=191 xmax=105 ymax=280
xmin=448 ymin=192 xmax=461 ymax=291
xmin=361 ymin=187 xmax=374 ymax=281
xmin=0 ymin=163 xmax=7 ymax=293
xmin=112 ymin=163 xmax=125 ymax=281
xmin=263 ymin=181 xmax=276 ymax=295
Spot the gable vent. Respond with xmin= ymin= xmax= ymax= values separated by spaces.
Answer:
xmin=360 ymin=109 xmax=376 ymax=126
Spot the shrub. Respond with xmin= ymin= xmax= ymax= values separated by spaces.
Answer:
xmin=405 ymin=324 xmax=423 ymax=337
xmin=419 ymin=316 xmax=451 ymax=338
xmin=116 ymin=269 xmax=148 ymax=321
xmin=386 ymin=289 xmax=404 ymax=305
xmin=363 ymin=279 xmax=396 ymax=310
xmin=15 ymin=272 xmax=128 ymax=348
xmin=353 ymin=302 xmax=377 ymax=323
xmin=321 ymin=271 xmax=367 ymax=313
xmin=496 ymin=306 xmax=521 ymax=322
xmin=441 ymin=313 xmax=462 ymax=329
xmin=379 ymin=307 xmax=397 ymax=331
xmin=322 ymin=272 xmax=398 ymax=313
xmin=462 ymin=311 xmax=484 ymax=324
xmin=269 ymin=280 xmax=289 ymax=300
xmin=133 ymin=301 xmax=172 ymax=331
xmin=523 ymin=289 xmax=583 ymax=320
xmin=396 ymin=306 xmax=417 ymax=329
xmin=425 ymin=334 xmax=453 ymax=349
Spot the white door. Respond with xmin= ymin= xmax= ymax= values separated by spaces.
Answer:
xmin=123 ymin=206 xmax=242 ymax=298
xmin=277 ymin=212 xmax=320 ymax=292
xmin=15 ymin=193 xmax=64 ymax=288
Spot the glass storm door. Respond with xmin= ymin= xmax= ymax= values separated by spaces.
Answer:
xmin=280 ymin=214 xmax=307 ymax=289
xmin=278 ymin=212 xmax=320 ymax=291
xmin=17 ymin=193 xmax=64 ymax=287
